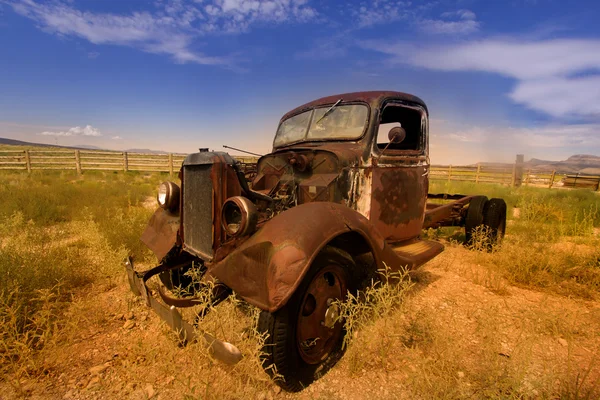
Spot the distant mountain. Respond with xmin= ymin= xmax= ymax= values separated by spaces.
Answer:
xmin=125 ymin=148 xmax=168 ymax=154
xmin=0 ymin=137 xmax=57 ymax=147
xmin=0 ymin=137 xmax=110 ymax=151
xmin=524 ymin=154 xmax=600 ymax=174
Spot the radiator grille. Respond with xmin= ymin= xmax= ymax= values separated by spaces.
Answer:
xmin=183 ymin=165 xmax=214 ymax=260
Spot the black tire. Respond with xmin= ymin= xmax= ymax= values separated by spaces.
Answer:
xmin=258 ymin=246 xmax=355 ymax=392
xmin=465 ymin=196 xmax=488 ymax=243
xmin=482 ymin=198 xmax=507 ymax=247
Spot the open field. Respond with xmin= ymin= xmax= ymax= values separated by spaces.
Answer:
xmin=1 ymin=171 xmax=599 ymax=399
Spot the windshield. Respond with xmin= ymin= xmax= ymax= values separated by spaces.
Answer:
xmin=273 ymin=104 xmax=369 ymax=147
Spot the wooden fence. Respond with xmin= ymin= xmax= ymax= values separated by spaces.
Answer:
xmin=429 ymin=164 xmax=564 ymax=189
xmin=1 ymin=148 xmax=598 ymax=190
xmin=0 ymin=149 xmax=258 ymax=175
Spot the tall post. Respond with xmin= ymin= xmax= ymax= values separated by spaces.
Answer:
xmin=549 ymin=170 xmax=556 ymax=188
xmin=514 ymin=154 xmax=524 ymax=187
xmin=475 ymin=163 xmax=481 ymax=184
xmin=25 ymin=150 xmax=31 ymax=173
xmin=123 ymin=152 xmax=129 ymax=172
xmin=525 ymin=169 xmax=531 ymax=186
xmin=169 ymin=153 xmax=173 ymax=176
xmin=511 ymin=163 xmax=516 ymax=187
xmin=447 ymin=165 xmax=452 ymax=184
xmin=75 ymin=150 xmax=82 ymax=174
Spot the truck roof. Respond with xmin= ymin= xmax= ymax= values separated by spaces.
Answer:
xmin=280 ymin=90 xmax=428 ymax=122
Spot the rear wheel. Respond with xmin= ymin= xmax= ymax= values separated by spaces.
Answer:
xmin=482 ymin=198 xmax=507 ymax=247
xmin=258 ymin=246 xmax=354 ymax=392
xmin=465 ymin=196 xmax=488 ymax=244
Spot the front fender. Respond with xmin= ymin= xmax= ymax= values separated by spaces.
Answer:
xmin=208 ymin=202 xmax=401 ymax=312
xmin=141 ymin=208 xmax=180 ymax=262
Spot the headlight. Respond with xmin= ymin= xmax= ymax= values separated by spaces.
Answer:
xmin=222 ymin=196 xmax=258 ymax=237
xmin=157 ymin=181 xmax=180 ymax=211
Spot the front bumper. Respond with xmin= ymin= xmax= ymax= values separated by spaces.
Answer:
xmin=124 ymin=257 xmax=242 ymax=365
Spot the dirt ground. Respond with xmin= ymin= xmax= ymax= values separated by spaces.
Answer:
xmin=3 ymin=243 xmax=600 ymax=400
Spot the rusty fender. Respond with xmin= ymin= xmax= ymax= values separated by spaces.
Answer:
xmin=141 ymin=208 xmax=180 ymax=262
xmin=208 ymin=202 xmax=405 ymax=313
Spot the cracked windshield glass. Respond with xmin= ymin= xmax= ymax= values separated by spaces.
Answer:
xmin=274 ymin=104 xmax=368 ymax=147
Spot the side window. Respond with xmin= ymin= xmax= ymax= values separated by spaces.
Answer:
xmin=376 ymin=105 xmax=424 ymax=151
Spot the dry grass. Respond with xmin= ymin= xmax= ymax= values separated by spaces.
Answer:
xmin=0 ymin=172 xmax=599 ymax=399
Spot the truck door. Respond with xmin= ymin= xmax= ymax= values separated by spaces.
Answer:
xmin=369 ymin=102 xmax=429 ymax=242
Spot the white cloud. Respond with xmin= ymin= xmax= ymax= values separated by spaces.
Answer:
xmin=417 ymin=18 xmax=479 ymax=34
xmin=429 ymin=119 xmax=600 ymax=164
xmin=40 ymin=125 xmax=102 ymax=137
xmin=352 ymin=1 xmax=411 ymax=28
xmin=6 ymin=0 xmax=317 ymax=66
xmin=359 ymin=38 xmax=600 ymax=118
xmin=440 ymin=9 xmax=476 ymax=21
xmin=510 ymin=76 xmax=600 ymax=117
xmin=111 ymin=136 xmax=123 ymax=140
xmin=418 ymin=8 xmax=479 ymax=35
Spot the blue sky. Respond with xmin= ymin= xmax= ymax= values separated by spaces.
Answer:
xmin=0 ymin=0 xmax=599 ymax=164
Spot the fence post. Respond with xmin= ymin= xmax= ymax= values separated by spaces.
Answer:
xmin=548 ymin=170 xmax=556 ymax=188
xmin=475 ymin=163 xmax=481 ymax=183
xmin=169 ymin=153 xmax=173 ymax=176
xmin=511 ymin=163 xmax=517 ymax=187
xmin=123 ymin=152 xmax=129 ymax=172
xmin=25 ymin=150 xmax=31 ymax=173
xmin=525 ymin=169 xmax=531 ymax=186
xmin=514 ymin=154 xmax=524 ymax=187
xmin=447 ymin=165 xmax=452 ymax=184
xmin=75 ymin=150 xmax=82 ymax=174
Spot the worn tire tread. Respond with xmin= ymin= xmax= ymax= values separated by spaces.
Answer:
xmin=465 ymin=196 xmax=488 ymax=243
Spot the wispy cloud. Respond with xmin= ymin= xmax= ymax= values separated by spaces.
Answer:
xmin=5 ymin=0 xmax=318 ymax=67
xmin=111 ymin=136 xmax=123 ymax=140
xmin=40 ymin=125 xmax=102 ymax=137
xmin=359 ymin=38 xmax=600 ymax=118
xmin=418 ymin=8 xmax=480 ymax=35
xmin=430 ymin=119 xmax=600 ymax=163
xmin=351 ymin=1 xmax=411 ymax=28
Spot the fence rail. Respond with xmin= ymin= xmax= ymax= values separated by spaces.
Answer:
xmin=0 ymin=149 xmax=258 ymax=175
xmin=1 ymin=149 xmax=598 ymax=191
xmin=429 ymin=164 xmax=567 ymax=189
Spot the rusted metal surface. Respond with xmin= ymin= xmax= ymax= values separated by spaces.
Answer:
xmin=369 ymin=164 xmax=428 ymax=241
xmin=296 ymin=264 xmax=347 ymax=364
xmin=208 ymin=202 xmax=406 ymax=312
xmin=124 ymin=258 xmax=242 ymax=365
xmin=280 ymin=91 xmax=427 ymax=123
xmin=141 ymin=208 xmax=180 ymax=262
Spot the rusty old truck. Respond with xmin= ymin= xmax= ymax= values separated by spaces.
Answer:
xmin=125 ymin=91 xmax=507 ymax=392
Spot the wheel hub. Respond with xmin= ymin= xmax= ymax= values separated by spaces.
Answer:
xmin=296 ymin=265 xmax=347 ymax=364
xmin=323 ymin=299 xmax=340 ymax=329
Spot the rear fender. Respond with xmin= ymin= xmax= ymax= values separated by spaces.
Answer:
xmin=208 ymin=202 xmax=403 ymax=312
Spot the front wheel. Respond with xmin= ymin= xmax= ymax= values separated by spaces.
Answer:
xmin=258 ymin=246 xmax=355 ymax=392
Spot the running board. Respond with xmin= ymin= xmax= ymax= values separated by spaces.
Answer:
xmin=388 ymin=239 xmax=444 ymax=269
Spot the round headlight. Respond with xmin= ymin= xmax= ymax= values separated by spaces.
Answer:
xmin=222 ymin=196 xmax=258 ymax=237
xmin=157 ymin=181 xmax=180 ymax=211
